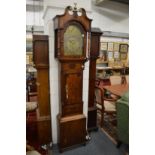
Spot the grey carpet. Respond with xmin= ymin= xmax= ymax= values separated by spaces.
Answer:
xmin=52 ymin=129 xmax=128 ymax=155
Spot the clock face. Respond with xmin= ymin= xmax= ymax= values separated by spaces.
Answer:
xmin=64 ymin=25 xmax=84 ymax=56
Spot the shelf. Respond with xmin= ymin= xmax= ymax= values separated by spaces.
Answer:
xmin=96 ymin=66 xmax=112 ymax=70
xmin=26 ymin=51 xmax=33 ymax=54
xmin=96 ymin=59 xmax=108 ymax=64
xmin=96 ymin=66 xmax=128 ymax=70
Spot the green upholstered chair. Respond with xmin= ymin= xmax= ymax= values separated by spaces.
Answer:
xmin=116 ymin=91 xmax=129 ymax=146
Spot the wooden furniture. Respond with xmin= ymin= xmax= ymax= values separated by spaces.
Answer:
xmin=110 ymin=75 xmax=122 ymax=85
xmin=97 ymin=78 xmax=111 ymax=89
xmin=53 ymin=5 xmax=92 ymax=152
xmin=125 ymin=75 xmax=129 ymax=83
xmin=26 ymin=102 xmax=38 ymax=143
xmin=96 ymin=66 xmax=129 ymax=79
xmin=26 ymin=78 xmax=37 ymax=101
xmin=33 ymin=35 xmax=52 ymax=145
xmin=103 ymin=84 xmax=129 ymax=98
xmin=87 ymin=28 xmax=102 ymax=131
xmin=95 ymin=82 xmax=128 ymax=127
xmin=95 ymin=86 xmax=117 ymax=127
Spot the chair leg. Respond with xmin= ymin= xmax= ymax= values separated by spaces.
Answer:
xmin=100 ymin=113 xmax=104 ymax=127
xmin=116 ymin=140 xmax=122 ymax=148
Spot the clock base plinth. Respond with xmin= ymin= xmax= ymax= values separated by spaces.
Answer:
xmin=87 ymin=107 xmax=98 ymax=132
xmin=58 ymin=114 xmax=86 ymax=152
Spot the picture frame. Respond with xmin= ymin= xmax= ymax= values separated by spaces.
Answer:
xmin=119 ymin=43 xmax=128 ymax=53
xmin=100 ymin=42 xmax=108 ymax=50
xmin=113 ymin=42 xmax=119 ymax=51
xmin=26 ymin=55 xmax=30 ymax=64
xmin=99 ymin=50 xmax=108 ymax=61
xmin=114 ymin=51 xmax=120 ymax=59
xmin=120 ymin=52 xmax=127 ymax=60
xmin=108 ymin=51 xmax=113 ymax=60
xmin=107 ymin=42 xmax=114 ymax=51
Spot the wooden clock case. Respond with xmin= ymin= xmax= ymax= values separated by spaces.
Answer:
xmin=32 ymin=35 xmax=52 ymax=145
xmin=87 ymin=28 xmax=102 ymax=131
xmin=53 ymin=6 xmax=92 ymax=152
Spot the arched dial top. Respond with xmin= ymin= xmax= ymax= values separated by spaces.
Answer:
xmin=64 ymin=25 xmax=84 ymax=56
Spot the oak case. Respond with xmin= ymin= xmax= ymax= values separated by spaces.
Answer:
xmin=33 ymin=35 xmax=52 ymax=145
xmin=87 ymin=28 xmax=102 ymax=131
xmin=53 ymin=6 xmax=92 ymax=152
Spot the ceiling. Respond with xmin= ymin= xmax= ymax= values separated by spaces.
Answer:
xmin=95 ymin=0 xmax=129 ymax=6
xmin=111 ymin=0 xmax=129 ymax=5
xmin=26 ymin=0 xmax=129 ymax=12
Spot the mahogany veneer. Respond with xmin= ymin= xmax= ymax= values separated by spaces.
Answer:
xmin=53 ymin=6 xmax=92 ymax=152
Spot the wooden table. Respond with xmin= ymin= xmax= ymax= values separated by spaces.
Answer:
xmin=103 ymin=84 xmax=129 ymax=97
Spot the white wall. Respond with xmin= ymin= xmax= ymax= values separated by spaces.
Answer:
xmin=27 ymin=0 xmax=129 ymax=33
xmin=44 ymin=0 xmax=92 ymax=12
xmin=26 ymin=11 xmax=44 ymax=26
xmin=26 ymin=0 xmax=44 ymax=26
xmin=90 ymin=1 xmax=129 ymax=33
xmin=100 ymin=36 xmax=129 ymax=43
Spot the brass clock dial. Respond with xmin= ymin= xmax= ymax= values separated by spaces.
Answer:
xmin=64 ymin=25 xmax=83 ymax=56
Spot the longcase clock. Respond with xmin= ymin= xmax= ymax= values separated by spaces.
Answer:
xmin=53 ymin=5 xmax=92 ymax=152
xmin=87 ymin=28 xmax=102 ymax=131
xmin=33 ymin=35 xmax=52 ymax=145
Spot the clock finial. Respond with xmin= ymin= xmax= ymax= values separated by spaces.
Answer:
xmin=68 ymin=3 xmax=82 ymax=14
xmin=74 ymin=3 xmax=77 ymax=11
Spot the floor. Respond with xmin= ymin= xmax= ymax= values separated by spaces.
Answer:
xmin=51 ymin=129 xmax=128 ymax=155
xmin=27 ymin=93 xmax=128 ymax=155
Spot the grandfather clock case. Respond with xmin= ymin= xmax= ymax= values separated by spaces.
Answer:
xmin=87 ymin=28 xmax=102 ymax=131
xmin=33 ymin=35 xmax=52 ymax=145
xmin=53 ymin=6 xmax=92 ymax=152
